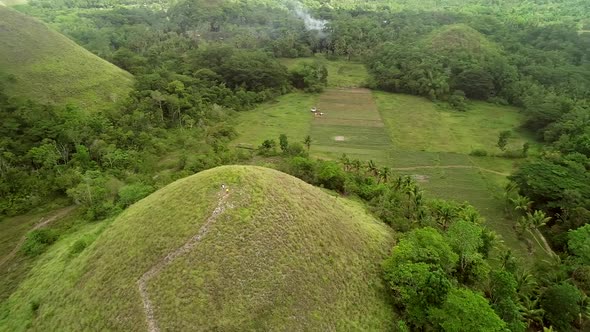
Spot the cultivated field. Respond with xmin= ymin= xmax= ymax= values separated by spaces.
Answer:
xmin=232 ymin=61 xmax=544 ymax=261
xmin=233 ymin=92 xmax=318 ymax=148
xmin=373 ymin=92 xmax=540 ymax=260
xmin=311 ymin=88 xmax=391 ymax=163
xmin=280 ymin=57 xmax=369 ymax=88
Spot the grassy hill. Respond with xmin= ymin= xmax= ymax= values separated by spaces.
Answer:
xmin=0 ymin=7 xmax=133 ymax=111
xmin=0 ymin=166 xmax=395 ymax=331
xmin=422 ymin=24 xmax=502 ymax=59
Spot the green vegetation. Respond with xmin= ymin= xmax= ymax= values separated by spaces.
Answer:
xmin=311 ymin=88 xmax=391 ymax=163
xmin=281 ymin=58 xmax=369 ymax=88
xmin=233 ymin=93 xmax=317 ymax=148
xmin=0 ymin=7 xmax=133 ymax=111
xmin=2 ymin=0 xmax=590 ymax=330
xmin=374 ymin=93 xmax=534 ymax=156
xmin=0 ymin=166 xmax=395 ymax=330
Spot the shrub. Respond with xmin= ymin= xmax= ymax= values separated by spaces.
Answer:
xmin=316 ymin=161 xmax=346 ymax=192
xmin=449 ymin=90 xmax=468 ymax=111
xmin=86 ymin=201 xmax=120 ymax=221
xmin=469 ymin=149 xmax=488 ymax=157
xmin=488 ymin=96 xmax=509 ymax=105
xmin=286 ymin=142 xmax=307 ymax=156
xmin=541 ymin=283 xmax=582 ymax=331
xmin=286 ymin=156 xmax=316 ymax=184
xmin=501 ymin=149 xmax=526 ymax=159
xmin=117 ymin=183 xmax=155 ymax=208
xmin=21 ymin=229 xmax=58 ymax=257
xmin=257 ymin=139 xmax=278 ymax=156
xmin=69 ymin=239 xmax=88 ymax=255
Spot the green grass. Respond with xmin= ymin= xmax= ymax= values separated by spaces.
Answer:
xmin=374 ymin=91 xmax=546 ymax=262
xmin=374 ymin=92 xmax=535 ymax=155
xmin=233 ymin=79 xmax=543 ymax=261
xmin=0 ymin=166 xmax=395 ymax=330
xmin=280 ymin=56 xmax=369 ymax=88
xmin=0 ymin=7 xmax=133 ymax=111
xmin=311 ymin=88 xmax=392 ymax=163
xmin=0 ymin=214 xmax=41 ymax=260
xmin=0 ymin=0 xmax=26 ymax=5
xmin=233 ymin=92 xmax=318 ymax=147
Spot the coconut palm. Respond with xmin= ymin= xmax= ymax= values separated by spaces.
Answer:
xmin=339 ymin=153 xmax=351 ymax=171
xmin=519 ymin=295 xmax=545 ymax=329
xmin=352 ymin=159 xmax=362 ymax=174
xmin=528 ymin=210 xmax=551 ymax=229
xmin=510 ymin=194 xmax=533 ymax=216
xmin=366 ymin=160 xmax=378 ymax=177
xmin=514 ymin=269 xmax=538 ymax=298
xmin=378 ymin=166 xmax=390 ymax=184
xmin=526 ymin=210 xmax=554 ymax=256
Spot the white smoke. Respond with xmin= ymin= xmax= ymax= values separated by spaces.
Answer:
xmin=289 ymin=1 xmax=327 ymax=32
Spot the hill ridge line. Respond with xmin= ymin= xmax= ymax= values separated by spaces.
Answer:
xmin=137 ymin=189 xmax=232 ymax=332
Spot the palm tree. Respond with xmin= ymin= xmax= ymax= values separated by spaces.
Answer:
xmin=528 ymin=210 xmax=551 ymax=229
xmin=510 ymin=194 xmax=533 ymax=216
xmin=339 ymin=153 xmax=350 ymax=171
xmin=431 ymin=200 xmax=456 ymax=230
xmin=303 ymin=135 xmax=312 ymax=152
xmin=378 ymin=166 xmax=390 ymax=184
xmin=519 ymin=295 xmax=544 ymax=330
xmin=366 ymin=160 xmax=378 ymax=177
xmin=515 ymin=215 xmax=530 ymax=236
xmin=392 ymin=176 xmax=404 ymax=191
xmin=577 ymin=293 xmax=590 ymax=327
xmin=352 ymin=159 xmax=362 ymax=174
xmin=514 ymin=269 xmax=538 ymax=298
xmin=525 ymin=210 xmax=554 ymax=257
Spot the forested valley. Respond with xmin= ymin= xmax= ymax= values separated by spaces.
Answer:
xmin=1 ymin=0 xmax=590 ymax=330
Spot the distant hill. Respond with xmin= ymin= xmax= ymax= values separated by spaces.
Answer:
xmin=0 ymin=7 xmax=133 ymax=111
xmin=0 ymin=166 xmax=395 ymax=330
xmin=422 ymin=24 xmax=502 ymax=59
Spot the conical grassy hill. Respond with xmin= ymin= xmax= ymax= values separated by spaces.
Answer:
xmin=0 ymin=7 xmax=133 ymax=111
xmin=1 ymin=166 xmax=395 ymax=331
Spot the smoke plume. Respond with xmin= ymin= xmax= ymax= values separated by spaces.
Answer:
xmin=289 ymin=1 xmax=327 ymax=32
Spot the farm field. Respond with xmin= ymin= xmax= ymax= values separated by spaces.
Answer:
xmin=233 ymin=92 xmax=318 ymax=148
xmin=374 ymin=92 xmax=535 ymax=157
xmin=374 ymin=92 xmax=541 ymax=260
xmin=234 ymin=83 xmax=544 ymax=261
xmin=311 ymin=88 xmax=391 ymax=163
xmin=280 ymin=57 xmax=369 ymax=88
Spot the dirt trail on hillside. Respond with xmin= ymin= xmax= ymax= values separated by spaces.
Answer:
xmin=137 ymin=190 xmax=232 ymax=332
xmin=0 ymin=206 xmax=75 ymax=269
xmin=391 ymin=165 xmax=509 ymax=176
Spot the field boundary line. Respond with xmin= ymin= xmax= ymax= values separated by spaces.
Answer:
xmin=391 ymin=165 xmax=509 ymax=176
xmin=137 ymin=190 xmax=232 ymax=332
xmin=0 ymin=206 xmax=75 ymax=268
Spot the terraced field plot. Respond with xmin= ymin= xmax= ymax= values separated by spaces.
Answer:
xmin=311 ymin=88 xmax=392 ymax=163
xmin=232 ymin=82 xmax=544 ymax=261
xmin=233 ymin=93 xmax=318 ymax=148
xmin=374 ymin=92 xmax=543 ymax=261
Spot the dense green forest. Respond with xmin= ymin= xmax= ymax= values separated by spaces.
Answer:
xmin=2 ymin=0 xmax=590 ymax=330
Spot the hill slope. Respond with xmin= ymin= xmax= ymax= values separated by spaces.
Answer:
xmin=422 ymin=23 xmax=503 ymax=59
xmin=0 ymin=166 xmax=395 ymax=331
xmin=0 ymin=7 xmax=133 ymax=111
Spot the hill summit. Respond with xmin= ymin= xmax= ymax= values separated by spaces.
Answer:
xmin=0 ymin=7 xmax=133 ymax=111
xmin=422 ymin=23 xmax=502 ymax=59
xmin=1 ymin=166 xmax=395 ymax=330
